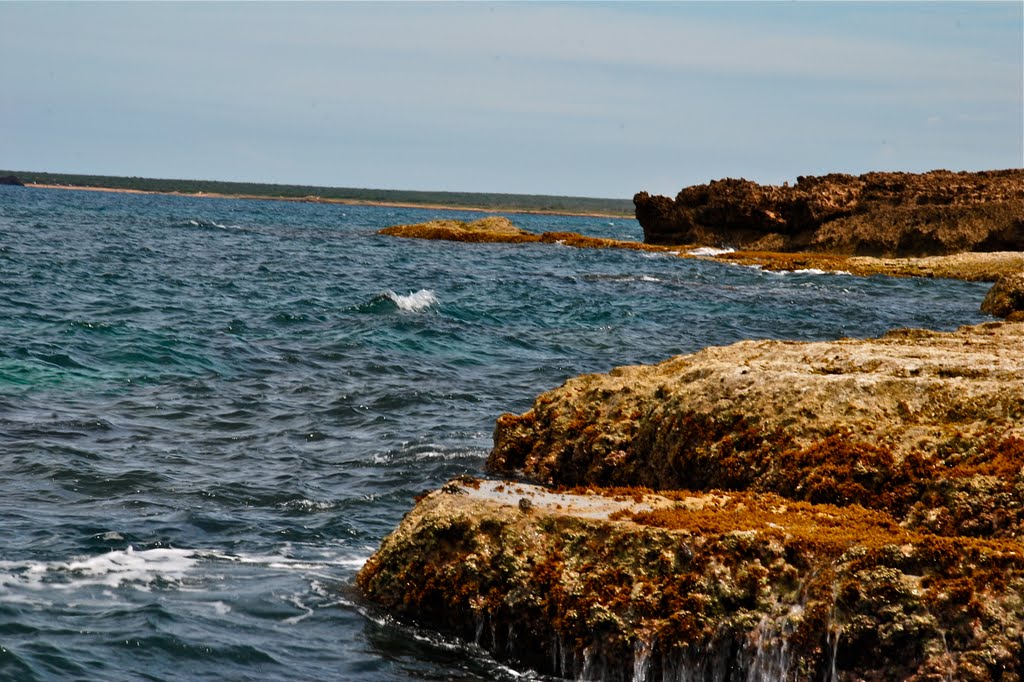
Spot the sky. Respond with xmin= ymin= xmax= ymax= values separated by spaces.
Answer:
xmin=1 ymin=2 xmax=1021 ymax=198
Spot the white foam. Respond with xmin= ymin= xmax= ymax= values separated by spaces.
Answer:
xmin=688 ymin=246 xmax=736 ymax=256
xmin=385 ymin=289 xmax=438 ymax=312
xmin=793 ymin=268 xmax=852 ymax=276
xmin=211 ymin=600 xmax=232 ymax=615
xmin=276 ymin=498 xmax=337 ymax=512
xmin=203 ymin=550 xmax=370 ymax=572
xmin=374 ymin=448 xmax=488 ymax=464
xmin=0 ymin=547 xmax=197 ymax=592
xmin=282 ymin=595 xmax=315 ymax=624
xmin=185 ymin=218 xmax=239 ymax=230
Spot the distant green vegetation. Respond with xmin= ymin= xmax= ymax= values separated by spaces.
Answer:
xmin=3 ymin=170 xmax=635 ymax=217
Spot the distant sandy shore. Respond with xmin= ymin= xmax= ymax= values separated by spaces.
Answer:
xmin=25 ymin=183 xmax=630 ymax=219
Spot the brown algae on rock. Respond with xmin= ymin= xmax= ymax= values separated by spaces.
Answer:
xmin=489 ymin=322 xmax=1024 ymax=538
xmin=360 ymin=317 xmax=1024 ymax=678
xmin=381 ymin=215 xmax=1024 ymax=282
xmin=358 ymin=479 xmax=1024 ymax=681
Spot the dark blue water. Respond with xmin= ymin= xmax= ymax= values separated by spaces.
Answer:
xmin=0 ymin=186 xmax=993 ymax=681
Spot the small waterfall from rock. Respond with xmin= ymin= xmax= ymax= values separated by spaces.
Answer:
xmin=744 ymin=603 xmax=801 ymax=681
xmin=631 ymin=635 xmax=655 ymax=682
xmin=826 ymin=626 xmax=840 ymax=682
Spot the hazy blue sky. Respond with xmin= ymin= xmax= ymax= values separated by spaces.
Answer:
xmin=2 ymin=2 xmax=1021 ymax=198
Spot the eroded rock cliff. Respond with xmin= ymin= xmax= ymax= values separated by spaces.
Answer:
xmin=634 ymin=170 xmax=1024 ymax=257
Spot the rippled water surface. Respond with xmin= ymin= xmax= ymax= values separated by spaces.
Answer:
xmin=0 ymin=186 xmax=993 ymax=680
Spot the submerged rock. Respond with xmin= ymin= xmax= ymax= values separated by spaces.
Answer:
xmin=982 ymin=272 xmax=1024 ymax=321
xmin=359 ymin=478 xmax=1024 ymax=681
xmin=634 ymin=169 xmax=1024 ymax=256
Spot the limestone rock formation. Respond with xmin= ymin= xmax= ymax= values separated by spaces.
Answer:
xmin=359 ymin=478 xmax=1024 ymax=681
xmin=982 ymin=272 xmax=1024 ymax=321
xmin=380 ymin=217 xmax=676 ymax=253
xmin=361 ymin=322 xmax=1024 ymax=680
xmin=488 ymin=322 xmax=1024 ymax=539
xmin=634 ymin=169 xmax=1024 ymax=256
xmin=381 ymin=214 xmax=1024 ymax=282
xmin=379 ymin=216 xmax=538 ymax=243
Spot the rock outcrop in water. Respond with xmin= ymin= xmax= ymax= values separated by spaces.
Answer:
xmin=359 ymin=478 xmax=1024 ymax=681
xmin=634 ymin=169 xmax=1024 ymax=257
xmin=360 ymin=322 xmax=1024 ymax=681
xmin=380 ymin=216 xmax=675 ymax=252
xmin=0 ymin=174 xmax=24 ymax=186
xmin=982 ymin=272 xmax=1024 ymax=321
xmin=379 ymin=216 xmax=538 ymax=243
xmin=381 ymin=215 xmax=1024 ymax=282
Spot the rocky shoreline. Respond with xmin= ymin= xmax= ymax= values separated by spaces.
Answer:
xmin=363 ymin=174 xmax=1024 ymax=680
xmin=379 ymin=217 xmax=1024 ymax=283
xmin=359 ymin=322 xmax=1024 ymax=680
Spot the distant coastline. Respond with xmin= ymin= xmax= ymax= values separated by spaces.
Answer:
xmin=4 ymin=171 xmax=634 ymax=219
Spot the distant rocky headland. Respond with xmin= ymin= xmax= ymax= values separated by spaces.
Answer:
xmin=634 ymin=169 xmax=1024 ymax=257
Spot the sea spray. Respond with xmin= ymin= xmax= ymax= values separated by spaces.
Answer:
xmin=384 ymin=289 xmax=439 ymax=312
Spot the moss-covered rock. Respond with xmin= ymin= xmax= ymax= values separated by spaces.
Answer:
xmin=359 ymin=479 xmax=1024 ymax=681
xmin=362 ymin=322 xmax=1024 ymax=680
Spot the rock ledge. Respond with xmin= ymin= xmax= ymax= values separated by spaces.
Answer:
xmin=359 ymin=478 xmax=1024 ymax=681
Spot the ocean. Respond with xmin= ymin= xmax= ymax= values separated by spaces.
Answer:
xmin=0 ymin=186 xmax=992 ymax=681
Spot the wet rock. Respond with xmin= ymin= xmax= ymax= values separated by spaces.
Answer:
xmin=359 ymin=479 xmax=1024 ymax=681
xmin=379 ymin=216 xmax=680 ymax=254
xmin=0 ymin=174 xmax=25 ymax=186
xmin=981 ymin=271 xmax=1024 ymax=320
xmin=363 ymin=322 xmax=1024 ymax=679
xmin=634 ymin=169 xmax=1024 ymax=256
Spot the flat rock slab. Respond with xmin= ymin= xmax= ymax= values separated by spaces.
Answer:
xmin=489 ymin=321 xmax=1024 ymax=538
xmin=359 ymin=478 xmax=1024 ymax=681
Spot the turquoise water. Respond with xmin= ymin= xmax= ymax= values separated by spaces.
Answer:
xmin=0 ymin=186 xmax=993 ymax=680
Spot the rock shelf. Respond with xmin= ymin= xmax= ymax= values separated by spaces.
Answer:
xmin=380 ymin=217 xmax=1024 ymax=283
xmin=360 ymin=322 xmax=1024 ymax=680
xmin=358 ymin=478 xmax=1024 ymax=681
